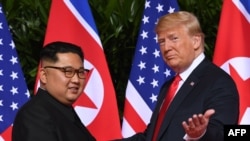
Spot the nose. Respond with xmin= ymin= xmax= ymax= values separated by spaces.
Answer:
xmin=71 ymin=72 xmax=80 ymax=82
xmin=160 ymin=42 xmax=171 ymax=53
xmin=164 ymin=38 xmax=175 ymax=51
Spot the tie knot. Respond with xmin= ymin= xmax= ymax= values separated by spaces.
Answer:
xmin=174 ymin=74 xmax=181 ymax=82
xmin=170 ymin=74 xmax=181 ymax=90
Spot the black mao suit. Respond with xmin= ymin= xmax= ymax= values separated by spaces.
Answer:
xmin=123 ymin=58 xmax=239 ymax=141
xmin=12 ymin=88 xmax=96 ymax=141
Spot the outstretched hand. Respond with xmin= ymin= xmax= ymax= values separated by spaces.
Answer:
xmin=182 ymin=109 xmax=215 ymax=138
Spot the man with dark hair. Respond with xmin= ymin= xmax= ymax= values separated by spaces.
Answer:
xmin=12 ymin=41 xmax=96 ymax=141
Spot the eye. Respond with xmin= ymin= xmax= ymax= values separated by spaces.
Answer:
xmin=158 ymin=39 xmax=165 ymax=46
xmin=78 ymin=69 xmax=85 ymax=74
xmin=170 ymin=36 xmax=178 ymax=41
xmin=64 ymin=67 xmax=74 ymax=73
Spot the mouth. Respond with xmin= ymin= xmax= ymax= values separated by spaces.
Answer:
xmin=165 ymin=54 xmax=176 ymax=60
xmin=163 ymin=51 xmax=175 ymax=59
xmin=69 ymin=87 xmax=79 ymax=93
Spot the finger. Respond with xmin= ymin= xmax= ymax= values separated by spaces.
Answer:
xmin=188 ymin=118 xmax=195 ymax=129
xmin=204 ymin=109 xmax=215 ymax=119
xmin=182 ymin=121 xmax=189 ymax=131
xmin=192 ymin=114 xmax=201 ymax=126
xmin=198 ymin=113 xmax=206 ymax=124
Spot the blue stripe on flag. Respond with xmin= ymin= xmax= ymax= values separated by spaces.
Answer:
xmin=69 ymin=0 xmax=98 ymax=33
xmin=240 ymin=0 xmax=250 ymax=14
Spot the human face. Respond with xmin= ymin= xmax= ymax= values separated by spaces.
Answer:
xmin=157 ymin=25 xmax=201 ymax=73
xmin=40 ymin=52 xmax=87 ymax=106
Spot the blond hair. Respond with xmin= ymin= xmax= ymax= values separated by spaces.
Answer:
xmin=155 ymin=11 xmax=204 ymax=45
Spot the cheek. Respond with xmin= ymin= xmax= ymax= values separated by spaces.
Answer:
xmin=80 ymin=80 xmax=86 ymax=90
xmin=180 ymin=42 xmax=193 ymax=54
xmin=47 ymin=74 xmax=69 ymax=88
xmin=180 ymin=48 xmax=196 ymax=66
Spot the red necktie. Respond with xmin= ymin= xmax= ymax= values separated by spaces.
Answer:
xmin=152 ymin=75 xmax=181 ymax=141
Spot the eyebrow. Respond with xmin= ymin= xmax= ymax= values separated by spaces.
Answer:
xmin=157 ymin=38 xmax=165 ymax=43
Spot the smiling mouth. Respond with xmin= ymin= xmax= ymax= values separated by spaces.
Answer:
xmin=69 ymin=87 xmax=79 ymax=93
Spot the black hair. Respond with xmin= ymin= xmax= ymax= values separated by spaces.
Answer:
xmin=40 ymin=41 xmax=84 ymax=62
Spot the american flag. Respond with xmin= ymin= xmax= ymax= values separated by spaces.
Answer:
xmin=213 ymin=0 xmax=250 ymax=124
xmin=121 ymin=0 xmax=179 ymax=137
xmin=0 ymin=4 xmax=30 ymax=141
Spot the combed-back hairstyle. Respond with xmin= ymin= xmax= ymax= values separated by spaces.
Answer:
xmin=155 ymin=11 xmax=205 ymax=43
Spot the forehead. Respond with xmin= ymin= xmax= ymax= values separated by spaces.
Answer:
xmin=42 ymin=52 xmax=83 ymax=67
xmin=157 ymin=25 xmax=187 ymax=37
xmin=58 ymin=52 xmax=82 ymax=61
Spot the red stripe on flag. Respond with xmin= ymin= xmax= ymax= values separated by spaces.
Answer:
xmin=123 ymin=99 xmax=147 ymax=132
xmin=229 ymin=64 xmax=250 ymax=122
xmin=34 ymin=0 xmax=122 ymax=140
xmin=213 ymin=0 xmax=250 ymax=124
xmin=1 ymin=126 xmax=12 ymax=141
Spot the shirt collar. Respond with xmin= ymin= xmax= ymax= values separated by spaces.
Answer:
xmin=179 ymin=53 xmax=205 ymax=81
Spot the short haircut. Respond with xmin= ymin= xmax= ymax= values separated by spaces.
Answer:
xmin=155 ymin=11 xmax=204 ymax=38
xmin=40 ymin=41 xmax=84 ymax=63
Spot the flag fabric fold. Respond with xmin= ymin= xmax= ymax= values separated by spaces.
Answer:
xmin=0 ymin=3 xmax=30 ymax=141
xmin=121 ymin=0 xmax=179 ymax=137
xmin=33 ymin=0 xmax=122 ymax=140
xmin=213 ymin=0 xmax=250 ymax=124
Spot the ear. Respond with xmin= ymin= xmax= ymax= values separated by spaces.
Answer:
xmin=40 ymin=68 xmax=47 ymax=84
xmin=192 ymin=34 xmax=202 ymax=50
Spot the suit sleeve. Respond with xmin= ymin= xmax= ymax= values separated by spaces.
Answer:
xmin=201 ymin=75 xmax=239 ymax=141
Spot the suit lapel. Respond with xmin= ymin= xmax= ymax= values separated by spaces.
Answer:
xmin=155 ymin=58 xmax=210 ymax=140
xmin=156 ymin=75 xmax=199 ymax=139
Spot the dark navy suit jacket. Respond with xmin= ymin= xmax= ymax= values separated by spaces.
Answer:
xmin=121 ymin=58 xmax=239 ymax=141
xmin=12 ymin=88 xmax=96 ymax=141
